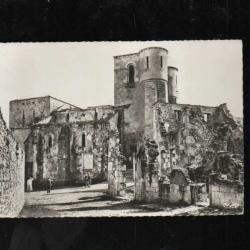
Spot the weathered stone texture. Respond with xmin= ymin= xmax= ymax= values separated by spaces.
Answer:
xmin=168 ymin=168 xmax=192 ymax=204
xmin=134 ymin=139 xmax=160 ymax=202
xmin=167 ymin=67 xmax=178 ymax=103
xmin=12 ymin=128 xmax=31 ymax=145
xmin=107 ymin=113 xmax=126 ymax=197
xmin=154 ymin=102 xmax=243 ymax=183
xmin=114 ymin=53 xmax=139 ymax=106
xmin=24 ymin=107 xmax=117 ymax=187
xmin=10 ymin=96 xmax=51 ymax=129
xmin=0 ymin=110 xmax=24 ymax=217
xmin=10 ymin=96 xmax=78 ymax=145
xmin=144 ymin=81 xmax=158 ymax=138
xmin=138 ymin=47 xmax=168 ymax=82
xmin=209 ymin=182 xmax=243 ymax=209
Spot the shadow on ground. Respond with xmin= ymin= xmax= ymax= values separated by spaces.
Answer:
xmin=41 ymin=188 xmax=108 ymax=196
xmin=35 ymin=194 xmax=124 ymax=207
xmin=55 ymin=196 xmax=177 ymax=213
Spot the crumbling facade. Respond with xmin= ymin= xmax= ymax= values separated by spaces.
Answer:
xmin=0 ymin=110 xmax=24 ymax=217
xmin=10 ymin=96 xmax=126 ymax=187
xmin=8 ymin=47 xmax=243 ymax=208
xmin=113 ymin=47 xmax=243 ymax=204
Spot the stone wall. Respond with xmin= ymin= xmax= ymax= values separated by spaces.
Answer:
xmin=114 ymin=53 xmax=139 ymax=106
xmin=0 ymin=109 xmax=24 ymax=217
xmin=209 ymin=182 xmax=243 ymax=209
xmin=159 ymin=179 xmax=207 ymax=205
xmin=114 ymin=48 xmax=168 ymax=168
xmin=107 ymin=112 xmax=126 ymax=197
xmin=143 ymin=81 xmax=159 ymax=138
xmin=9 ymin=96 xmax=51 ymax=129
xmin=144 ymin=163 xmax=160 ymax=202
xmin=168 ymin=184 xmax=191 ymax=204
xmin=9 ymin=96 xmax=78 ymax=145
xmin=24 ymin=108 xmax=114 ymax=188
xmin=134 ymin=139 xmax=160 ymax=202
xmin=154 ymin=102 xmax=244 ymax=182
xmin=114 ymin=52 xmax=143 ymax=156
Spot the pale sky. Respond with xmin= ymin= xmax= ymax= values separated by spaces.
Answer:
xmin=0 ymin=40 xmax=243 ymax=125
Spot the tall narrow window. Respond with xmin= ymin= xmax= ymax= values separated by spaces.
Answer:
xmin=160 ymin=56 xmax=163 ymax=68
xmin=146 ymin=56 xmax=149 ymax=69
xmin=66 ymin=113 xmax=70 ymax=122
xmin=22 ymin=111 xmax=25 ymax=127
xmin=82 ymin=133 xmax=86 ymax=148
xmin=128 ymin=65 xmax=135 ymax=84
xmin=48 ymin=135 xmax=52 ymax=148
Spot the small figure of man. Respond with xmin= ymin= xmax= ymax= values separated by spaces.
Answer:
xmin=47 ymin=177 xmax=52 ymax=194
xmin=26 ymin=177 xmax=33 ymax=192
xmin=84 ymin=173 xmax=90 ymax=188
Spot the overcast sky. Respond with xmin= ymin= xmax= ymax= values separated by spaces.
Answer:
xmin=0 ymin=40 xmax=243 ymax=125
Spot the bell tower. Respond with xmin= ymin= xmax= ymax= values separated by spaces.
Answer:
xmin=137 ymin=47 xmax=169 ymax=138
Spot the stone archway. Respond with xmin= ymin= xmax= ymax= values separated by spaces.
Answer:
xmin=169 ymin=168 xmax=191 ymax=204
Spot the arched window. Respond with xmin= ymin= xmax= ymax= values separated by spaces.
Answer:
xmin=82 ymin=133 xmax=86 ymax=148
xmin=66 ymin=113 xmax=70 ymax=122
xmin=128 ymin=64 xmax=135 ymax=84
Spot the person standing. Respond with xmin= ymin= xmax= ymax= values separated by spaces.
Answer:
xmin=26 ymin=177 xmax=33 ymax=192
xmin=84 ymin=173 xmax=90 ymax=188
xmin=47 ymin=177 xmax=52 ymax=194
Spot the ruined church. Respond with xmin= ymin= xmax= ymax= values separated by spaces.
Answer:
xmin=8 ymin=47 xmax=243 ymax=203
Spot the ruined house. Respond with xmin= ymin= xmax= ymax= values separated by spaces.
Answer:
xmin=8 ymin=47 xmax=243 ymax=202
xmin=9 ymin=96 xmax=125 ymax=188
xmin=113 ymin=47 xmax=243 ymax=202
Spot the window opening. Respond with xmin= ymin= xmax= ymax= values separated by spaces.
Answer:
xmin=82 ymin=133 xmax=86 ymax=148
xmin=128 ymin=65 xmax=135 ymax=84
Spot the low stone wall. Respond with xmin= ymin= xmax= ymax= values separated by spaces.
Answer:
xmin=0 ymin=110 xmax=25 ymax=217
xmin=160 ymin=181 xmax=207 ymax=205
xmin=159 ymin=168 xmax=192 ymax=205
xmin=193 ymin=183 xmax=208 ymax=203
xmin=209 ymin=182 xmax=243 ymax=209
xmin=159 ymin=182 xmax=169 ymax=201
xmin=168 ymin=184 xmax=191 ymax=204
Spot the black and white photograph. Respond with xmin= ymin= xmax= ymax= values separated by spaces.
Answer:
xmin=0 ymin=40 xmax=244 ymax=217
